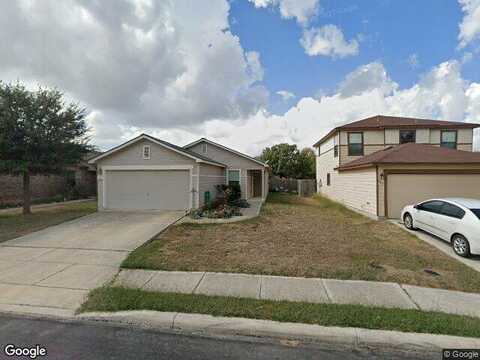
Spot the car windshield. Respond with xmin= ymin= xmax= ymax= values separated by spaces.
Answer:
xmin=471 ymin=209 xmax=480 ymax=220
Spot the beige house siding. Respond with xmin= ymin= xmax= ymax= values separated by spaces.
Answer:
xmin=321 ymin=168 xmax=378 ymax=217
xmin=186 ymin=141 xmax=266 ymax=200
xmin=377 ymin=163 xmax=480 ymax=217
xmin=96 ymin=139 xmax=198 ymax=211
xmin=197 ymin=163 xmax=226 ymax=207
xmin=317 ymin=135 xmax=377 ymax=217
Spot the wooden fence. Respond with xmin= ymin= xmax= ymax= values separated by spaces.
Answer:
xmin=269 ymin=176 xmax=316 ymax=197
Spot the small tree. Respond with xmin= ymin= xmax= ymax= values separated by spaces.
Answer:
xmin=259 ymin=143 xmax=315 ymax=179
xmin=0 ymin=82 xmax=93 ymax=214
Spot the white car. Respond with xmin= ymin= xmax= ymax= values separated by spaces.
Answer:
xmin=401 ymin=198 xmax=480 ymax=257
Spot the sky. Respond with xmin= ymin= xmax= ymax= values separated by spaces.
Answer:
xmin=1 ymin=0 xmax=480 ymax=154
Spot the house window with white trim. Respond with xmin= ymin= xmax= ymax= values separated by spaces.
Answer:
xmin=202 ymin=143 xmax=207 ymax=153
xmin=143 ymin=145 xmax=151 ymax=159
xmin=227 ymin=169 xmax=240 ymax=186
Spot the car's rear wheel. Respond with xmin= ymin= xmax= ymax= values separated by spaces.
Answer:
xmin=403 ymin=213 xmax=415 ymax=230
xmin=452 ymin=234 xmax=470 ymax=257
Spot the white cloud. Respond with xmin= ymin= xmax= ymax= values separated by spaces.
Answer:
xmin=338 ymin=62 xmax=397 ymax=98
xmin=248 ymin=0 xmax=319 ymax=25
xmin=277 ymin=90 xmax=296 ymax=101
xmin=152 ymin=60 xmax=478 ymax=156
xmin=0 ymin=0 xmax=268 ymax=140
xmin=300 ymin=25 xmax=359 ymax=58
xmin=458 ymin=0 xmax=480 ymax=48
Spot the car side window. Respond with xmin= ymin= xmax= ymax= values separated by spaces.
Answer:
xmin=418 ymin=200 xmax=444 ymax=214
xmin=441 ymin=203 xmax=466 ymax=219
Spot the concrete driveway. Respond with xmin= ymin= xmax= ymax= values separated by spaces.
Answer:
xmin=0 ymin=211 xmax=184 ymax=316
xmin=390 ymin=220 xmax=480 ymax=273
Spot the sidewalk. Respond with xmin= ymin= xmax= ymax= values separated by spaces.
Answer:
xmin=115 ymin=269 xmax=480 ymax=318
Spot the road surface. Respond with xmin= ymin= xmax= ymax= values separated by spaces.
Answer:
xmin=0 ymin=314 xmax=433 ymax=359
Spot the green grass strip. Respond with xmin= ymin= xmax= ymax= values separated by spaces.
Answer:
xmin=80 ymin=287 xmax=480 ymax=338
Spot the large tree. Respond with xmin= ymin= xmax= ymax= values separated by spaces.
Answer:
xmin=260 ymin=143 xmax=315 ymax=179
xmin=0 ymin=82 xmax=93 ymax=214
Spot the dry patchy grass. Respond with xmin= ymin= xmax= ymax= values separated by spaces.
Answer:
xmin=124 ymin=193 xmax=480 ymax=293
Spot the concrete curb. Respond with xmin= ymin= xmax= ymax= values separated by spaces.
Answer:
xmin=77 ymin=310 xmax=480 ymax=353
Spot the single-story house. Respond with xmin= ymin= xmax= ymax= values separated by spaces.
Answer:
xmin=88 ymin=134 xmax=268 ymax=211
xmin=314 ymin=115 xmax=480 ymax=219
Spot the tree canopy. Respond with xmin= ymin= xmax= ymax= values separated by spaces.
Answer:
xmin=260 ymin=143 xmax=315 ymax=179
xmin=0 ymin=82 xmax=93 ymax=213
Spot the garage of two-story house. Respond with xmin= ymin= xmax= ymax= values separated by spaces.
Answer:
xmin=314 ymin=115 xmax=480 ymax=219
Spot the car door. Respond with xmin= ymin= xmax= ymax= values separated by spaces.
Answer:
xmin=415 ymin=200 xmax=444 ymax=236
xmin=435 ymin=202 xmax=466 ymax=240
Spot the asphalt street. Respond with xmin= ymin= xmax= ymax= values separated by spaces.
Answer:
xmin=0 ymin=314 xmax=435 ymax=360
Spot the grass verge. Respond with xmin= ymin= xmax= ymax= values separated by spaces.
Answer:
xmin=80 ymin=286 xmax=480 ymax=338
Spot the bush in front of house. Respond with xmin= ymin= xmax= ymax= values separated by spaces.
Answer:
xmin=188 ymin=184 xmax=249 ymax=219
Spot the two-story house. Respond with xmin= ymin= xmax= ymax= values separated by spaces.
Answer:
xmin=313 ymin=115 xmax=480 ymax=219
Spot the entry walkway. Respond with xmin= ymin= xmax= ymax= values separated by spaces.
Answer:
xmin=116 ymin=269 xmax=480 ymax=318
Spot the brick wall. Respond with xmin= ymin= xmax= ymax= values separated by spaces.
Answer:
xmin=0 ymin=174 xmax=66 ymax=204
xmin=0 ymin=168 xmax=97 ymax=205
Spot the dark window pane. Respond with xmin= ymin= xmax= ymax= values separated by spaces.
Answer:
xmin=441 ymin=203 xmax=465 ymax=219
xmin=334 ymin=145 xmax=338 ymax=157
xmin=441 ymin=142 xmax=457 ymax=149
xmin=327 ymin=173 xmax=331 ymax=186
xmin=471 ymin=209 xmax=480 ymax=220
xmin=400 ymin=130 xmax=416 ymax=144
xmin=348 ymin=144 xmax=363 ymax=156
xmin=419 ymin=200 xmax=444 ymax=214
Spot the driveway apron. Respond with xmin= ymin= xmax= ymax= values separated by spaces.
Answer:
xmin=0 ymin=211 xmax=184 ymax=316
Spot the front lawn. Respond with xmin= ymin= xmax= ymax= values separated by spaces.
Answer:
xmin=80 ymin=286 xmax=480 ymax=338
xmin=0 ymin=200 xmax=97 ymax=243
xmin=123 ymin=193 xmax=480 ymax=293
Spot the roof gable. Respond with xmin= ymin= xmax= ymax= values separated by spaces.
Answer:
xmin=184 ymin=138 xmax=267 ymax=167
xmin=88 ymin=134 xmax=225 ymax=167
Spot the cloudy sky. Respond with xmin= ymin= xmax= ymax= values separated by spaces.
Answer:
xmin=2 ymin=0 xmax=480 ymax=154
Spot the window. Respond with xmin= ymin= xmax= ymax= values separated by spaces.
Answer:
xmin=441 ymin=203 xmax=465 ymax=219
xmin=348 ymin=132 xmax=363 ymax=156
xmin=334 ymin=145 xmax=339 ymax=158
xmin=417 ymin=200 xmax=444 ymax=214
xmin=202 ymin=142 xmax=207 ymax=153
xmin=470 ymin=209 xmax=480 ymax=220
xmin=441 ymin=130 xmax=457 ymax=149
xmin=142 ymin=145 xmax=151 ymax=159
xmin=327 ymin=173 xmax=331 ymax=186
xmin=227 ymin=169 xmax=240 ymax=186
xmin=399 ymin=130 xmax=416 ymax=144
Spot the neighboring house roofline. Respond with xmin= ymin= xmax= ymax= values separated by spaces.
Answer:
xmin=336 ymin=143 xmax=480 ymax=171
xmin=88 ymin=134 xmax=226 ymax=167
xmin=184 ymin=137 xmax=269 ymax=167
xmin=313 ymin=115 xmax=480 ymax=148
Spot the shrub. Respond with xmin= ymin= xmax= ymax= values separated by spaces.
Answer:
xmin=216 ymin=184 xmax=242 ymax=205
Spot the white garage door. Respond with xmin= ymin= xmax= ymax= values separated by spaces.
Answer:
xmin=387 ymin=173 xmax=480 ymax=218
xmin=104 ymin=170 xmax=190 ymax=210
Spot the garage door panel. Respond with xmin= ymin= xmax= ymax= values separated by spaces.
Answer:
xmin=105 ymin=170 xmax=190 ymax=210
xmin=387 ymin=174 xmax=480 ymax=218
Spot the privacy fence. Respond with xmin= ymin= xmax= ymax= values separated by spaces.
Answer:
xmin=269 ymin=176 xmax=316 ymax=197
